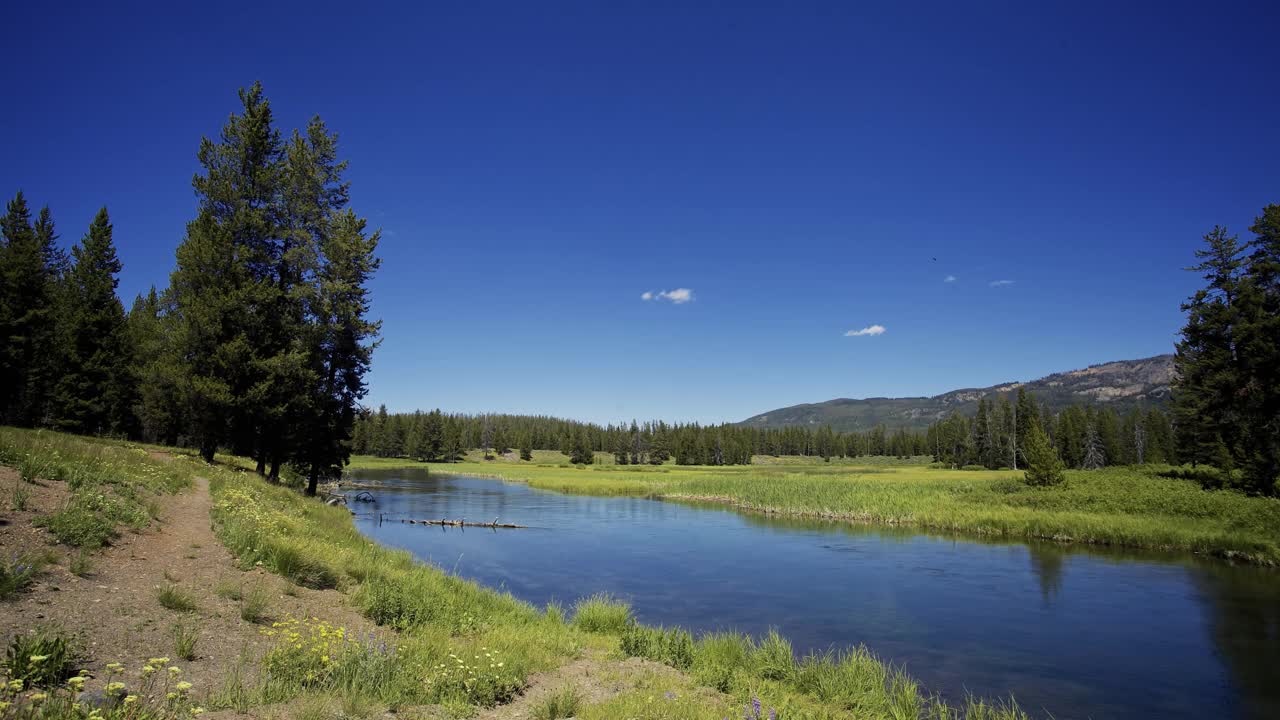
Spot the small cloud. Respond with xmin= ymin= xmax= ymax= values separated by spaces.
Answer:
xmin=944 ymin=275 xmax=956 ymax=283
xmin=845 ymin=324 xmax=886 ymax=337
xmin=989 ymin=279 xmax=1015 ymax=287
xmin=642 ymin=288 xmax=694 ymax=304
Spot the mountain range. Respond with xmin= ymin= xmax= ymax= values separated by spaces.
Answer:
xmin=739 ymin=354 xmax=1175 ymax=432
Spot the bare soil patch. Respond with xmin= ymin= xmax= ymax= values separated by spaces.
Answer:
xmin=1 ymin=465 xmax=377 ymax=703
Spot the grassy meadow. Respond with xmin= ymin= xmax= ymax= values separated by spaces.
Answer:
xmin=351 ymin=455 xmax=1280 ymax=565
xmin=3 ymin=427 xmax=1037 ymax=719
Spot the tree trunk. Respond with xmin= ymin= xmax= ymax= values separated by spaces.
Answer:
xmin=269 ymin=457 xmax=282 ymax=484
xmin=200 ymin=441 xmax=216 ymax=464
xmin=306 ymin=464 xmax=319 ymax=496
xmin=255 ymin=455 xmax=267 ymax=475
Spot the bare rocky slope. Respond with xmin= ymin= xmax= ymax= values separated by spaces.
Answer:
xmin=740 ymin=354 xmax=1174 ymax=431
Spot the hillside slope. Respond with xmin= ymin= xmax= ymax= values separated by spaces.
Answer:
xmin=740 ymin=354 xmax=1174 ymax=431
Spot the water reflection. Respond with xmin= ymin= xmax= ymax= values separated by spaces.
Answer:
xmin=1028 ymin=545 xmax=1065 ymax=604
xmin=1191 ymin=565 xmax=1280 ymax=720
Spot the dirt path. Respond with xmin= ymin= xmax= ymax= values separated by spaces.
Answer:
xmin=1 ymin=466 xmax=376 ymax=701
xmin=2 ymin=460 xmax=717 ymax=719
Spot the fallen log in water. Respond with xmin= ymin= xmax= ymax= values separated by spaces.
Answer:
xmin=391 ymin=515 xmax=526 ymax=529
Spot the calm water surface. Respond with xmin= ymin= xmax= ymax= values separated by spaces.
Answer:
xmin=350 ymin=469 xmax=1280 ymax=720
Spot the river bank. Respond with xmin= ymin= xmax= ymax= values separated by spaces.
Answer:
xmin=348 ymin=456 xmax=1280 ymax=565
xmin=2 ymin=428 xmax=1033 ymax=720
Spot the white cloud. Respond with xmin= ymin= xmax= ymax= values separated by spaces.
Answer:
xmin=845 ymin=324 xmax=886 ymax=337
xmin=641 ymin=288 xmax=694 ymax=304
xmin=944 ymin=275 xmax=956 ymax=283
xmin=989 ymin=279 xmax=1015 ymax=287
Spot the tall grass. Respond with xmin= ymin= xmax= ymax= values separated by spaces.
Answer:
xmin=1 ymin=427 xmax=197 ymax=548
xmin=208 ymin=458 xmax=1040 ymax=717
xmin=413 ymin=458 xmax=1280 ymax=564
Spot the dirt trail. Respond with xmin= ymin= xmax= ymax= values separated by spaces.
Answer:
xmin=1 ymin=465 xmax=375 ymax=699
xmin=2 ymin=459 xmax=708 ymax=719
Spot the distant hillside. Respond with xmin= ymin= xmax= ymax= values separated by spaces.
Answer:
xmin=740 ymin=355 xmax=1175 ymax=432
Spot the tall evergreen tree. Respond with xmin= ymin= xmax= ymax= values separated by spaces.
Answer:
xmin=0 ymin=193 xmax=61 ymax=426
xmin=298 ymin=208 xmax=380 ymax=495
xmin=1173 ymin=226 xmax=1246 ymax=469
xmin=170 ymin=82 xmax=285 ymax=462
xmin=53 ymin=208 xmax=129 ymax=435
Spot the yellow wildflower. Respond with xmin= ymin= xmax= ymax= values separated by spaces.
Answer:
xmin=28 ymin=655 xmax=49 ymax=664
xmin=176 ymin=681 xmax=192 ymax=693
xmin=7 ymin=680 xmax=23 ymax=691
xmin=168 ymin=666 xmax=182 ymax=676
xmin=29 ymin=693 xmax=47 ymax=703
xmin=124 ymin=695 xmax=138 ymax=704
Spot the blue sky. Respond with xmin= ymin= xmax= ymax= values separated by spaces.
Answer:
xmin=3 ymin=2 xmax=1277 ymax=425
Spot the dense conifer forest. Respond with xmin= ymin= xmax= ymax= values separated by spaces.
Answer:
xmin=0 ymin=83 xmax=380 ymax=494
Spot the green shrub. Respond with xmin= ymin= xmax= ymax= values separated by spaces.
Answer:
xmin=620 ymin=624 xmax=694 ymax=670
xmin=3 ymin=629 xmax=81 ymax=687
xmin=240 ymin=584 xmax=270 ymax=623
xmin=173 ymin=622 xmax=199 ymax=660
xmin=570 ymin=593 xmax=631 ymax=633
xmin=269 ymin=543 xmax=339 ymax=589
xmin=0 ymin=556 xmax=41 ymax=600
xmin=68 ymin=550 xmax=93 ymax=578
xmin=532 ymin=686 xmax=581 ymax=720
xmin=9 ymin=478 xmax=30 ymax=511
xmin=753 ymin=629 xmax=795 ymax=681
xmin=34 ymin=503 xmax=117 ymax=548
xmin=157 ymin=584 xmax=198 ymax=612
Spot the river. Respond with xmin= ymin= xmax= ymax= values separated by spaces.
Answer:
xmin=349 ymin=468 xmax=1280 ymax=719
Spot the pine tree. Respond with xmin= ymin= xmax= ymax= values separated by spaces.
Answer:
xmin=169 ymin=83 xmax=284 ymax=462
xmin=1015 ymin=388 xmax=1040 ymax=467
xmin=1237 ymin=205 xmax=1280 ymax=493
xmin=51 ymin=208 xmax=130 ymax=435
xmin=129 ymin=288 xmax=186 ymax=444
xmin=480 ymin=416 xmax=494 ymax=459
xmin=519 ymin=432 xmax=533 ymax=461
xmin=0 ymin=193 xmax=62 ymax=426
xmin=1173 ymin=226 xmax=1246 ymax=469
xmin=1023 ymin=423 xmax=1066 ymax=486
xmin=570 ymin=428 xmax=594 ymax=465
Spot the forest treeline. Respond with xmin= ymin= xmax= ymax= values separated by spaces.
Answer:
xmin=352 ymin=407 xmax=929 ymax=465
xmin=0 ymin=82 xmax=380 ymax=494
xmin=351 ymin=399 xmax=1176 ymax=471
xmin=924 ymin=389 xmax=1175 ymax=471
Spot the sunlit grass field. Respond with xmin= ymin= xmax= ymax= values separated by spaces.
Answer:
xmin=350 ymin=455 xmax=1280 ymax=564
xmin=0 ymin=428 xmax=1038 ymax=718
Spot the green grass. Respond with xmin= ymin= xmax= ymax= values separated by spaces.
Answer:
xmin=532 ymin=686 xmax=581 ymax=720
xmin=0 ymin=554 xmax=46 ymax=600
xmin=205 ymin=451 xmax=1035 ymax=718
xmin=239 ymin=584 xmax=271 ymax=623
xmin=1 ymin=427 xmax=197 ymax=548
xmin=398 ymin=457 xmax=1280 ymax=565
xmin=157 ymin=584 xmax=198 ymax=613
xmin=571 ymin=593 xmax=633 ymax=633
xmin=173 ymin=621 xmax=200 ymax=660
